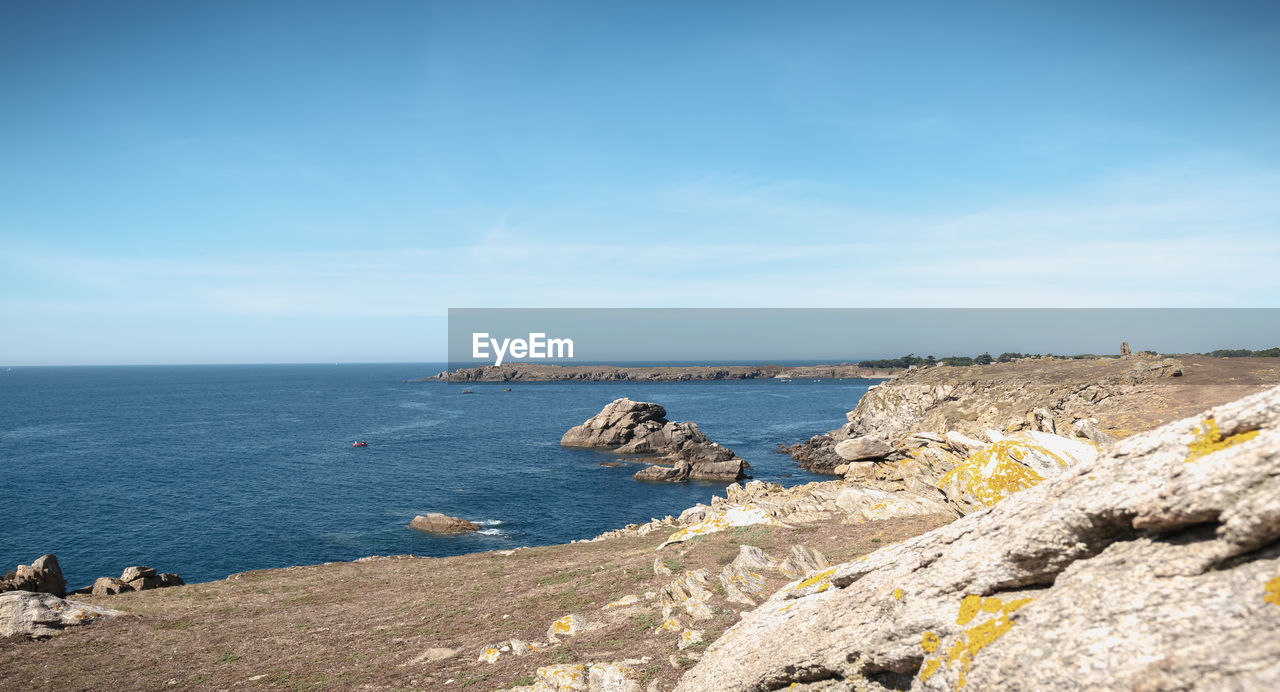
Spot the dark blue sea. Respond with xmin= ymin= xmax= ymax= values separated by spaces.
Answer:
xmin=0 ymin=364 xmax=874 ymax=589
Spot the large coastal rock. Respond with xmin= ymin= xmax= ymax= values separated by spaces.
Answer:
xmin=787 ymin=356 xmax=1186 ymax=474
xmin=675 ymin=384 xmax=1280 ymax=691
xmin=562 ymin=398 xmax=747 ymax=482
xmin=0 ymin=554 xmax=66 ymax=598
xmin=0 ymin=591 xmax=123 ymax=639
xmin=834 ymin=435 xmax=893 ymax=461
xmin=410 ymin=513 xmax=481 ymax=534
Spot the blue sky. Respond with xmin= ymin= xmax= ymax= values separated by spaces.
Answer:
xmin=2 ymin=1 xmax=1279 ymax=364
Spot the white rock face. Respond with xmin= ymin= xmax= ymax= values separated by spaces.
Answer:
xmin=833 ymin=486 xmax=953 ymax=522
xmin=658 ymin=506 xmax=787 ymax=548
xmin=676 ymin=385 xmax=1280 ymax=691
xmin=0 ymin=591 xmax=123 ymax=639
xmin=834 ymin=435 xmax=893 ymax=461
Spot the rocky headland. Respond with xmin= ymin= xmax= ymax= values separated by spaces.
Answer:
xmin=562 ymin=398 xmax=748 ymax=482
xmin=785 ymin=355 xmax=1191 ymax=474
xmin=678 ymin=381 xmax=1280 ymax=691
xmin=428 ymin=363 xmax=896 ymax=383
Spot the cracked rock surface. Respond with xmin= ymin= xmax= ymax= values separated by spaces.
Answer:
xmin=676 ymin=385 xmax=1280 ymax=691
xmin=561 ymin=398 xmax=747 ymax=482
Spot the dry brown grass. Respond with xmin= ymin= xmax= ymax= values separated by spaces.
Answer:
xmin=0 ymin=516 xmax=949 ymax=691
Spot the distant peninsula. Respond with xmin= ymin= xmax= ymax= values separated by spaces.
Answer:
xmin=421 ymin=362 xmax=898 ymax=382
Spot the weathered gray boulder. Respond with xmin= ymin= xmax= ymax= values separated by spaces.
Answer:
xmin=785 ymin=357 xmax=1186 ymax=473
xmin=0 ymin=591 xmax=123 ymax=639
xmin=561 ymin=398 xmax=668 ymax=447
xmin=634 ymin=461 xmax=691 ymax=482
xmin=1071 ymin=417 xmax=1114 ymax=445
xmin=126 ymin=575 xmax=162 ymax=591
xmin=86 ymin=566 xmax=183 ymax=595
xmin=0 ymin=554 xmax=66 ymax=598
xmin=564 ymin=398 xmax=747 ymax=482
xmin=686 ymin=458 xmax=746 ymax=481
xmin=677 ymin=384 xmax=1280 ymax=691
xmin=120 ymin=565 xmax=156 ymax=583
xmin=834 ymin=435 xmax=893 ymax=461
xmin=1029 ymin=407 xmax=1057 ymax=433
xmin=91 ymin=577 xmax=132 ymax=597
xmin=409 ymin=513 xmax=481 ymax=534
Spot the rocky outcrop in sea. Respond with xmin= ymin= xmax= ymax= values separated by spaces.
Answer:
xmin=562 ymin=398 xmax=748 ymax=482
xmin=409 ymin=513 xmax=482 ymax=534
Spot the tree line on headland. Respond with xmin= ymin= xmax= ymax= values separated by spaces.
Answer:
xmin=857 ymin=347 xmax=1280 ymax=369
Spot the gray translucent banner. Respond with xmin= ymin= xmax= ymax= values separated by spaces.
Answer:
xmin=447 ymin=308 xmax=1280 ymax=369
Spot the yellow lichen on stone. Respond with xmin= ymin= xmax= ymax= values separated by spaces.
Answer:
xmin=795 ymin=568 xmax=837 ymax=593
xmin=894 ymin=587 xmax=903 ymax=600
xmin=956 ymin=594 xmax=983 ymax=625
xmin=919 ymin=594 xmax=1034 ymax=687
xmin=659 ymin=505 xmax=785 ymax=547
xmin=656 ymin=617 xmax=682 ymax=632
xmin=1185 ymin=418 xmax=1260 ymax=462
xmin=537 ymin=664 xmax=586 ymax=689
xmin=679 ymin=629 xmax=704 ymax=649
xmin=549 ymin=614 xmax=578 ymax=635
xmin=477 ymin=647 xmax=500 ymax=663
xmin=937 ymin=441 xmax=1046 ymax=507
xmin=1265 ymin=575 xmax=1280 ymax=607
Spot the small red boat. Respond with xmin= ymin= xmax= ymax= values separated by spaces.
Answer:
xmin=352 ymin=441 xmax=368 ymax=448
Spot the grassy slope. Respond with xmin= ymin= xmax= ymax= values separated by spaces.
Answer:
xmin=0 ymin=516 xmax=949 ymax=691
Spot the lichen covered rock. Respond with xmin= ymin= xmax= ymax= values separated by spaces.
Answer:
xmin=675 ymin=385 xmax=1280 ymax=691
xmin=0 ymin=591 xmax=123 ymax=639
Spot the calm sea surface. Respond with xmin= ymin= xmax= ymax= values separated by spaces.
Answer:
xmin=0 ymin=364 xmax=873 ymax=588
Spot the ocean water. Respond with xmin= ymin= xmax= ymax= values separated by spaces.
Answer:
xmin=0 ymin=364 xmax=874 ymax=589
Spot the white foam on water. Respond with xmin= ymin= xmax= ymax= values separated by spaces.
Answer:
xmin=478 ymin=528 xmax=502 ymax=536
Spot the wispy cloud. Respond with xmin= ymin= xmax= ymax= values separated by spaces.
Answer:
xmin=3 ymin=152 xmax=1278 ymax=364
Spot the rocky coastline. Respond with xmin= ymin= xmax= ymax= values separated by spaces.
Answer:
xmin=5 ymin=355 xmax=1280 ymax=691
xmin=425 ymin=362 xmax=897 ymax=383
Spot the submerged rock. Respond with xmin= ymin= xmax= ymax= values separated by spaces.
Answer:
xmin=409 ymin=513 xmax=481 ymax=534
xmin=676 ymin=384 xmax=1280 ymax=691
